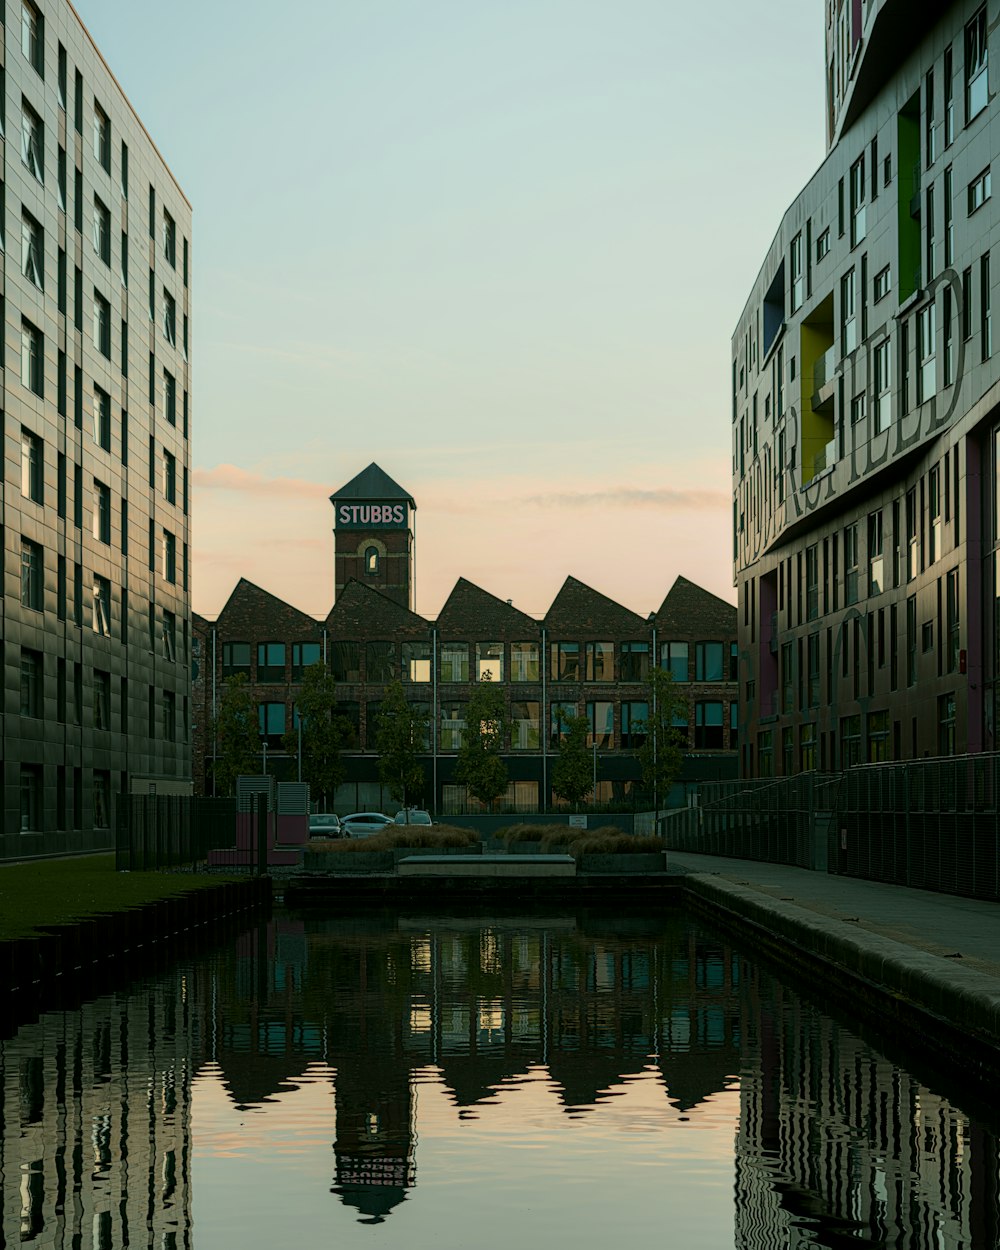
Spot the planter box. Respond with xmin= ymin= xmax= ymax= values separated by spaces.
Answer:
xmin=577 ymin=853 xmax=664 ymax=875
xmin=391 ymin=844 xmax=482 ymax=864
xmin=303 ymin=850 xmax=394 ymax=874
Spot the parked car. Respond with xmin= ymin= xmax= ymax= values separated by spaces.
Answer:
xmin=393 ymin=809 xmax=433 ymax=826
xmin=342 ymin=812 xmax=395 ymax=839
xmin=308 ymin=812 xmax=342 ymax=839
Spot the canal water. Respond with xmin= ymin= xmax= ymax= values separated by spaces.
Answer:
xmin=3 ymin=908 xmax=998 ymax=1249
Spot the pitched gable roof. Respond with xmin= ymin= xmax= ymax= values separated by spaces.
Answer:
xmin=543 ymin=576 xmax=647 ymax=636
xmin=655 ymin=576 xmax=736 ymax=633
xmin=329 ymin=462 xmax=416 ymax=508
xmin=435 ymin=578 xmax=539 ymax=638
xmin=215 ymin=578 xmax=320 ymax=637
xmin=325 ymin=578 xmax=430 ymax=637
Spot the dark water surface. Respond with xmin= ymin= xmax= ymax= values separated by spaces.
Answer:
xmin=3 ymin=908 xmax=998 ymax=1249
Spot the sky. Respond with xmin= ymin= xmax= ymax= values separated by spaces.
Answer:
xmin=78 ymin=0 xmax=827 ymax=620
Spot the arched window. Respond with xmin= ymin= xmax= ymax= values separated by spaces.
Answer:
xmin=365 ymin=546 xmax=380 ymax=576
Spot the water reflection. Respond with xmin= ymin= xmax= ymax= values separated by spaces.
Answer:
xmin=2 ymin=911 xmax=998 ymax=1247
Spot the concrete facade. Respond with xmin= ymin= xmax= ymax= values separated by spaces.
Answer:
xmin=2 ymin=0 xmax=193 ymax=857
xmin=734 ymin=0 xmax=1000 ymax=776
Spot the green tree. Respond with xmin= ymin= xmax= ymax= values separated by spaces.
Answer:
xmin=213 ymin=674 xmax=259 ymax=796
xmin=636 ymin=667 xmax=688 ymax=819
xmin=282 ymin=661 xmax=346 ymax=806
xmin=455 ymin=675 xmax=509 ymax=809
xmin=375 ymin=679 xmax=429 ymax=814
xmin=550 ymin=711 xmax=592 ymax=808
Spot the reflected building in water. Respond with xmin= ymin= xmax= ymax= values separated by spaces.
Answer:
xmin=1 ymin=976 xmax=198 ymax=1248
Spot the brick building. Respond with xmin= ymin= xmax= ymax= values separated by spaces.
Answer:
xmin=193 ymin=465 xmax=737 ymax=813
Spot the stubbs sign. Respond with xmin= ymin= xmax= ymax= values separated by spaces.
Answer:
xmin=336 ymin=501 xmax=408 ymax=529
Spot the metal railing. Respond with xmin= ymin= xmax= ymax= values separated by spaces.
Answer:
xmin=115 ymin=795 xmax=239 ymax=871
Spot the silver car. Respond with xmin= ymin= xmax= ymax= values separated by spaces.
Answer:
xmin=308 ymin=812 xmax=342 ymax=839
xmin=342 ymin=812 xmax=394 ymax=839
xmin=393 ymin=809 xmax=433 ymax=826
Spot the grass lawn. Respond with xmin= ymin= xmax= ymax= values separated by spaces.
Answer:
xmin=0 ymin=854 xmax=241 ymax=941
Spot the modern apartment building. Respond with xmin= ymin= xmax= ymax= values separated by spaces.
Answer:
xmin=2 ymin=0 xmax=192 ymax=857
xmin=733 ymin=0 xmax=1000 ymax=776
xmin=192 ymin=464 xmax=738 ymax=812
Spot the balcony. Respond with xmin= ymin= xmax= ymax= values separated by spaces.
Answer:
xmin=812 ymin=437 xmax=838 ymax=477
xmin=812 ymin=345 xmax=837 ymax=412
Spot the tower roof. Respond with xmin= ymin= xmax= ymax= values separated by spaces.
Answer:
xmin=329 ymin=463 xmax=416 ymax=509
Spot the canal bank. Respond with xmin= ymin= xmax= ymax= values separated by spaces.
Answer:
xmin=667 ymin=852 xmax=1000 ymax=1085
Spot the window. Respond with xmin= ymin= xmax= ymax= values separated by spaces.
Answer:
xmin=790 ymin=233 xmax=803 ymax=311
xmin=906 ymin=488 xmax=919 ymax=581
xmin=620 ymin=701 xmax=648 ymax=749
xmin=257 ymin=642 xmax=286 ymax=682
xmin=944 ymin=286 xmax=955 ymax=387
xmin=982 ymin=251 xmax=992 ymax=360
xmin=149 ymin=184 xmax=156 ymax=238
xmin=662 ymin=641 xmax=689 ymax=681
xmin=929 ymin=466 xmax=941 ymax=563
xmin=944 ymin=167 xmax=954 ymax=266
xmin=440 ymin=701 xmax=466 ymax=751
xmin=926 ymin=181 xmax=937 ymax=280
xmin=57 ymin=145 xmax=66 ymax=209
xmin=93 ymin=480 xmax=111 ymax=544
xmin=440 ymin=642 xmax=469 ymax=683
xmin=510 ymin=641 xmax=539 ymax=682
xmin=365 ymin=640 xmax=395 ymax=682
xmin=966 ymin=7 xmax=988 ymax=122
xmin=21 ymin=212 xmax=43 ymax=288
xmin=163 ymin=370 xmax=176 ymax=425
xmin=21 ymin=429 xmax=42 ymax=503
xmin=163 ymin=610 xmax=176 ymax=662
xmin=363 ymin=545 xmax=379 ymax=575
xmin=470 ymin=641 xmax=502 ymax=682
xmin=93 ymin=386 xmax=111 ymax=451
xmin=619 ymin=641 xmax=649 ymax=682
xmin=22 ymin=2 xmax=44 ymax=76
xmin=816 ymin=228 xmax=830 ymax=261
xmin=92 ymin=576 xmax=110 ymax=636
xmin=586 ymin=701 xmax=613 ymax=749
xmin=93 ymin=669 xmax=110 ymax=730
xmin=286 ymin=641 xmax=319 ymax=678
xmin=917 ymin=303 xmax=936 ymax=403
xmin=93 ymin=291 xmax=111 ymax=357
xmin=906 ymin=594 xmax=918 ymax=686
xmin=402 ymin=640 xmax=432 ymax=683
xmin=163 ymin=210 xmax=176 ymax=267
xmin=21 ymin=99 xmax=43 ymax=182
xmin=807 ymin=633 xmax=820 ymax=707
xmin=695 ymin=641 xmax=724 ymax=682
xmin=511 ymin=701 xmax=540 ymax=750
xmin=873 ymin=265 xmax=890 ymax=302
xmin=868 ymin=511 xmax=884 ymax=595
xmin=841 ymin=714 xmax=862 ymax=768
xmin=806 ymin=545 xmax=819 ymax=620
xmin=945 ymin=45 xmax=955 ymax=145
xmin=163 ymin=289 xmax=176 ymax=345
xmin=121 ymin=232 xmax=128 ymax=288
xmin=969 ymin=167 xmax=991 ymax=214
xmin=938 ymin=692 xmax=957 ymax=754
xmin=694 ymin=702 xmax=724 ymax=749
xmin=873 ymin=337 xmax=891 ymax=432
xmin=20 ymin=765 xmax=42 ymax=832
xmin=841 ymin=268 xmax=857 ymax=354
xmin=20 ymin=648 xmax=42 ymax=717
xmin=867 ymin=710 xmax=890 ymax=762
xmin=162 ymin=529 xmax=176 ymax=583
xmin=21 ymin=320 xmax=43 ymax=396
xmin=258 ymin=702 xmax=286 ymax=737
xmin=850 ymin=155 xmax=866 ymax=245
xmin=585 ymin=641 xmax=614 ymax=682
xmin=926 ymin=68 xmax=937 ymax=166
xmin=93 ymin=102 xmax=110 ymax=171
xmin=550 ymin=701 xmax=576 ymax=745
xmin=844 ymin=524 xmax=859 ymax=606
xmin=550 ymin=641 xmax=580 ymax=682
xmin=20 ymin=538 xmax=42 ymax=610
xmin=946 ymin=569 xmax=960 ymax=672
xmin=850 ymin=391 xmax=867 ymax=426
xmin=93 ymin=197 xmax=111 ymax=264
xmin=222 ymin=642 xmax=251 ymax=676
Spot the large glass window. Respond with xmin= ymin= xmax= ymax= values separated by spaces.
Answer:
xmin=403 ymin=640 xmax=432 ymax=683
xmin=621 ymin=701 xmax=648 ymax=749
xmin=586 ymin=701 xmax=613 ymax=749
xmin=620 ymin=641 xmax=649 ymax=682
xmin=258 ymin=702 xmax=286 ymax=737
xmin=22 ymin=2 xmax=43 ymax=76
xmin=694 ymin=702 xmax=724 ymax=749
xmin=440 ymin=701 xmax=466 ymax=751
xmin=661 ymin=641 xmax=689 ymax=681
xmin=550 ymin=641 xmax=580 ymax=682
xmin=365 ymin=641 xmax=395 ymax=682
xmin=695 ymin=642 xmax=724 ymax=682
xmin=510 ymin=641 xmax=539 ymax=682
xmin=966 ymin=7 xmax=988 ymax=122
xmin=585 ymin=641 xmax=614 ymax=682
xmin=222 ymin=642 xmax=250 ymax=676
xmin=291 ymin=641 xmax=321 ymax=678
xmin=440 ymin=642 xmax=469 ymax=683
xmin=256 ymin=643 xmax=286 ymax=682
xmin=476 ymin=642 xmax=503 ymax=682
xmin=511 ymin=701 xmax=540 ymax=750
xmin=330 ymin=641 xmax=360 ymax=683
xmin=917 ymin=303 xmax=936 ymax=403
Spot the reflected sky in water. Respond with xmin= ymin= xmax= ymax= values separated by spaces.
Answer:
xmin=3 ymin=909 xmax=998 ymax=1248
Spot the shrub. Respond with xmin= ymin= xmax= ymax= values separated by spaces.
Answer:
xmin=310 ymin=824 xmax=480 ymax=853
xmin=498 ymin=824 xmax=550 ymax=845
xmin=565 ymin=831 xmax=665 ymax=858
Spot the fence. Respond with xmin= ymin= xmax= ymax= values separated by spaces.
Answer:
xmin=115 ymin=795 xmax=239 ymax=871
xmin=663 ymin=753 xmax=1000 ymax=902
